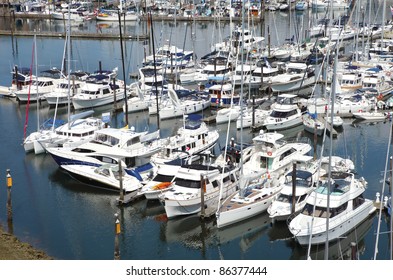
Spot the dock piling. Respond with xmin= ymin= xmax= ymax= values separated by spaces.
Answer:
xmin=6 ymin=169 xmax=13 ymax=234
xmin=114 ymin=213 xmax=121 ymax=260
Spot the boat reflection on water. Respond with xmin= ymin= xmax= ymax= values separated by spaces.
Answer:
xmin=216 ymin=212 xmax=271 ymax=253
xmin=267 ymin=219 xmax=293 ymax=242
xmin=154 ymin=210 xmax=274 ymax=254
xmin=130 ymin=199 xmax=165 ymax=219
xmin=289 ymin=213 xmax=376 ymax=260
xmin=162 ymin=214 xmax=215 ymax=251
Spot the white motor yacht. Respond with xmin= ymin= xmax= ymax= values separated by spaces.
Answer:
xmin=288 ymin=171 xmax=376 ymax=245
xmin=263 ymin=94 xmax=304 ymax=131
xmin=160 ymin=163 xmax=239 ymax=219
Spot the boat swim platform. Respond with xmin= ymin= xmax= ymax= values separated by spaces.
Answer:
xmin=0 ymin=30 xmax=149 ymax=41
xmin=116 ymin=191 xmax=145 ymax=206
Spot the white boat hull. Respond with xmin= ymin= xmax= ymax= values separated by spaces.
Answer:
xmin=264 ymin=116 xmax=303 ymax=131
xmin=72 ymin=90 xmax=125 ymax=109
xmin=290 ymin=201 xmax=375 ymax=245
xmin=217 ymin=192 xmax=277 ymax=228
xmin=352 ymin=111 xmax=387 ymax=121
xmin=163 ymin=182 xmax=238 ymax=219
xmin=270 ymin=76 xmax=315 ymax=92
xmin=0 ymin=86 xmax=16 ymax=97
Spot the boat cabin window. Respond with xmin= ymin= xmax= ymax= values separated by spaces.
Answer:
xmin=270 ymin=109 xmax=298 ymax=118
xmin=285 ymin=176 xmax=312 ymax=188
xmin=353 ymin=194 xmax=365 ymax=210
xmin=174 ymin=178 xmax=200 ymax=189
xmin=279 ymin=148 xmax=297 ymax=161
xmin=301 ymin=202 xmax=348 ymax=218
xmin=126 ymin=137 xmax=140 ymax=147
xmin=260 ymin=156 xmax=273 ymax=170
xmin=102 ymin=156 xmax=117 ymax=164
xmin=277 ymin=193 xmax=292 ymax=203
xmin=277 ymin=193 xmax=308 ymax=203
xmin=82 ymin=90 xmax=99 ymax=95
xmin=223 ymin=175 xmax=231 ymax=183
xmin=153 ymin=174 xmax=174 ymax=182
xmin=124 ymin=157 xmax=136 ymax=168
xmin=71 ymin=147 xmax=96 ymax=153
xmin=89 ymin=155 xmax=117 ymax=164
xmin=298 ymin=193 xmax=308 ymax=203
xmin=107 ymin=136 xmax=120 ymax=146
xmin=103 ymin=88 xmax=111 ymax=94
xmin=95 ymin=168 xmax=110 ymax=177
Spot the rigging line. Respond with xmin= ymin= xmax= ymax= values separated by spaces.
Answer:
xmin=23 ymin=34 xmax=36 ymax=140
xmin=215 ymin=50 xmax=240 ymax=215
xmin=306 ymin=94 xmax=329 ymax=260
xmin=373 ymin=121 xmax=393 ymax=260
xmin=305 ymin=42 xmax=340 ymax=259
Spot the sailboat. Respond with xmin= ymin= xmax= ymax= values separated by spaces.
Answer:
xmin=216 ymin=21 xmax=288 ymax=229
xmin=30 ymin=9 xmax=106 ymax=154
xmin=216 ymin=172 xmax=284 ymax=228
xmin=289 ymin=42 xmax=376 ymax=250
xmin=23 ymin=34 xmax=44 ymax=153
xmin=96 ymin=1 xmax=139 ymax=21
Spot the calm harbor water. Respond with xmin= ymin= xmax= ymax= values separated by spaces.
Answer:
xmin=0 ymin=8 xmax=393 ymax=260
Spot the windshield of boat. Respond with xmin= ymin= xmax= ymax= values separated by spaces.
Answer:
xmin=174 ymin=178 xmax=201 ymax=189
xmin=301 ymin=202 xmax=348 ymax=218
xmin=284 ymin=176 xmax=312 ymax=188
xmin=270 ymin=109 xmax=298 ymax=118
xmin=276 ymin=193 xmax=308 ymax=203
xmin=153 ymin=174 xmax=175 ymax=182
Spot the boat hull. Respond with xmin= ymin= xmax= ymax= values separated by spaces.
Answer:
xmin=217 ymin=193 xmax=276 ymax=228
xmin=264 ymin=116 xmax=303 ymax=131
xmin=72 ymin=91 xmax=125 ymax=109
xmin=290 ymin=201 xmax=376 ymax=246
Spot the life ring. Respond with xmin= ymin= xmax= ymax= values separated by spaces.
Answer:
xmin=387 ymin=71 xmax=391 ymax=77
xmin=152 ymin=182 xmax=172 ymax=191
xmin=267 ymin=151 xmax=272 ymax=156
xmin=378 ymin=94 xmax=383 ymax=100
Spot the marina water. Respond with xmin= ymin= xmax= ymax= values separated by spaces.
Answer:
xmin=0 ymin=9 xmax=392 ymax=260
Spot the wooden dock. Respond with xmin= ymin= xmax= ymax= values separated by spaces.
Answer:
xmin=202 ymin=114 xmax=216 ymax=124
xmin=318 ymin=115 xmax=338 ymax=138
xmin=0 ymin=29 xmax=149 ymax=40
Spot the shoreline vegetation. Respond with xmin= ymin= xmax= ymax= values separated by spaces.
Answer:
xmin=0 ymin=226 xmax=52 ymax=260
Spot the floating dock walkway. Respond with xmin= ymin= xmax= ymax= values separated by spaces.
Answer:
xmin=0 ymin=29 xmax=149 ymax=40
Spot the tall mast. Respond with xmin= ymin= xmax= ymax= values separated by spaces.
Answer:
xmin=67 ymin=3 xmax=71 ymax=129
